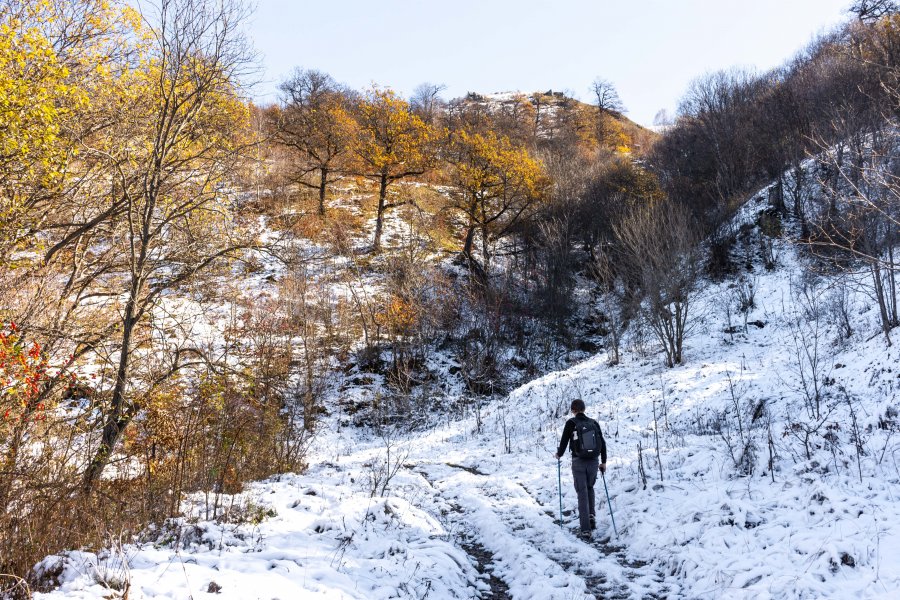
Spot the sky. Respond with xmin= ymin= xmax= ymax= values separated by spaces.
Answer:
xmin=246 ymin=0 xmax=852 ymax=127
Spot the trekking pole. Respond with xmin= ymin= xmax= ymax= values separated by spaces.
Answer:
xmin=557 ymin=459 xmax=563 ymax=528
xmin=601 ymin=471 xmax=618 ymax=538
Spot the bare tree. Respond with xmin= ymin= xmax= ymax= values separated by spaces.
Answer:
xmin=410 ymin=82 xmax=446 ymax=125
xmin=615 ymin=201 xmax=699 ymax=367
xmin=849 ymin=0 xmax=899 ymax=21
xmin=652 ymin=109 xmax=672 ymax=128
xmin=590 ymin=77 xmax=625 ymax=114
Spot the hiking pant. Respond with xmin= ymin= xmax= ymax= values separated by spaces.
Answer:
xmin=571 ymin=456 xmax=599 ymax=533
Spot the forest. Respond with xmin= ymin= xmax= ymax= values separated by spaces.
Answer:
xmin=3 ymin=0 xmax=900 ymax=596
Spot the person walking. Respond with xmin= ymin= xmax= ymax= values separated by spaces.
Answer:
xmin=554 ymin=399 xmax=607 ymax=539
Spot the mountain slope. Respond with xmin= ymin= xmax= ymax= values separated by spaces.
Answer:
xmin=32 ymin=184 xmax=900 ymax=598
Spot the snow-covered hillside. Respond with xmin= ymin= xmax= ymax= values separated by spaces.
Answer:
xmin=30 ymin=198 xmax=900 ymax=599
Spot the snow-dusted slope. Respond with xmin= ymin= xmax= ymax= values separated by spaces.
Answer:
xmin=33 ymin=229 xmax=900 ymax=598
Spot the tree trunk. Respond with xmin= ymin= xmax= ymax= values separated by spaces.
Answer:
xmin=791 ymin=163 xmax=805 ymax=223
xmin=888 ymin=235 xmax=898 ymax=327
xmin=674 ymin=300 xmax=686 ymax=365
xmin=302 ymin=332 xmax=317 ymax=432
xmin=460 ymin=223 xmax=487 ymax=286
xmin=462 ymin=224 xmax=476 ymax=258
xmin=872 ymin=263 xmax=893 ymax=346
xmin=479 ymin=196 xmax=491 ymax=275
xmin=830 ymin=144 xmax=845 ymax=218
xmin=318 ymin=167 xmax=328 ymax=217
xmin=480 ymin=224 xmax=491 ymax=275
xmin=84 ymin=186 xmax=153 ymax=491
xmin=83 ymin=291 xmax=140 ymax=491
xmin=771 ymin=175 xmax=785 ymax=214
xmin=373 ymin=171 xmax=388 ymax=252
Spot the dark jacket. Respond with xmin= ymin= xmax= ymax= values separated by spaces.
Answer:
xmin=557 ymin=413 xmax=607 ymax=462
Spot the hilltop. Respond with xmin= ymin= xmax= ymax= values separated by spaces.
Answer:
xmin=454 ymin=90 xmax=657 ymax=156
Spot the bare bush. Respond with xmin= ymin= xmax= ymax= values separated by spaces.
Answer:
xmin=281 ymin=262 xmax=336 ymax=431
xmin=840 ymin=385 xmax=869 ymax=483
xmin=784 ymin=403 xmax=838 ymax=463
xmin=713 ymin=369 xmax=764 ymax=475
xmin=364 ymin=421 xmax=410 ymax=498
xmin=827 ymin=278 xmax=855 ymax=341
xmin=735 ymin=276 xmax=757 ymax=327
xmin=784 ymin=278 xmax=832 ymax=420
xmin=131 ymin=300 xmax=311 ymax=523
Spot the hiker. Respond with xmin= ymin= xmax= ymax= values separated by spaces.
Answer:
xmin=554 ymin=399 xmax=607 ymax=538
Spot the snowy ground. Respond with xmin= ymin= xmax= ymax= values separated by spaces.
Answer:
xmin=31 ymin=212 xmax=900 ymax=598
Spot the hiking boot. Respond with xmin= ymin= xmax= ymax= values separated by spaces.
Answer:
xmin=577 ymin=530 xmax=592 ymax=541
xmin=589 ymin=515 xmax=596 ymax=530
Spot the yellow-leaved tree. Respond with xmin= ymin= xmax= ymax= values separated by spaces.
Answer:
xmin=0 ymin=1 xmax=75 ymax=256
xmin=446 ymin=128 xmax=548 ymax=279
xmin=355 ymin=87 xmax=435 ymax=252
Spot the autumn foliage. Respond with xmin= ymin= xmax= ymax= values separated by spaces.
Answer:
xmin=0 ymin=323 xmax=49 ymax=427
xmin=355 ymin=87 xmax=437 ymax=250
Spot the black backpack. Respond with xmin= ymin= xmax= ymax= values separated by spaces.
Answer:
xmin=572 ymin=418 xmax=603 ymax=459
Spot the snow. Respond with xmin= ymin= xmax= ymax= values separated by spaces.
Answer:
xmin=32 ymin=197 xmax=900 ymax=598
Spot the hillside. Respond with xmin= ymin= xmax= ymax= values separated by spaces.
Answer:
xmin=29 ymin=176 xmax=900 ymax=599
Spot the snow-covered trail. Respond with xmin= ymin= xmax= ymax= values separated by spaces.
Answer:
xmin=32 ymin=415 xmax=681 ymax=600
xmin=411 ymin=459 xmax=676 ymax=599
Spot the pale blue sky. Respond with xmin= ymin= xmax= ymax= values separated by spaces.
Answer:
xmin=247 ymin=0 xmax=852 ymax=126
